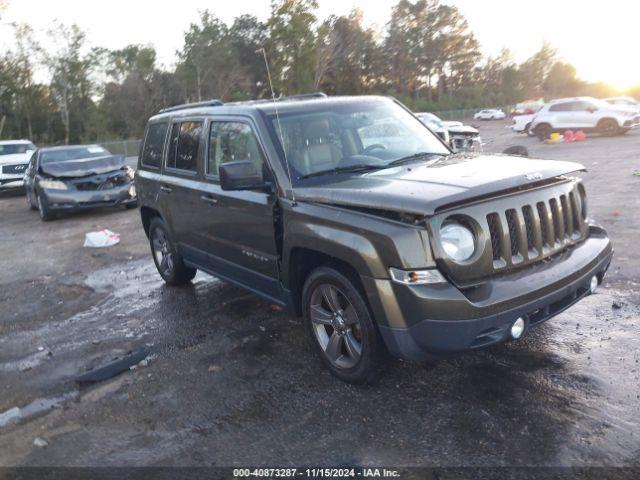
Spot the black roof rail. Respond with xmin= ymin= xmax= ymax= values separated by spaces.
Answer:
xmin=159 ymin=99 xmax=224 ymax=114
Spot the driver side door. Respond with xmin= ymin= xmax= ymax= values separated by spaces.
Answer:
xmin=194 ymin=118 xmax=282 ymax=301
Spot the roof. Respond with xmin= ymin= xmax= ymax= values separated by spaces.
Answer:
xmin=148 ymin=94 xmax=395 ymax=122
xmin=39 ymin=144 xmax=102 ymax=152
xmin=549 ymin=96 xmax=595 ymax=104
xmin=0 ymin=139 xmax=34 ymax=145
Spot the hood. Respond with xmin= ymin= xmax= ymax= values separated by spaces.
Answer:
xmin=40 ymin=155 xmax=127 ymax=178
xmin=0 ymin=153 xmax=31 ymax=166
xmin=446 ymin=124 xmax=479 ymax=135
xmin=294 ymin=154 xmax=584 ymax=216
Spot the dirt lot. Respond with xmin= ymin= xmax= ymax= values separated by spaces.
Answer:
xmin=1 ymin=122 xmax=639 ymax=468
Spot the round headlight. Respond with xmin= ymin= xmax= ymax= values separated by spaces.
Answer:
xmin=440 ymin=223 xmax=475 ymax=262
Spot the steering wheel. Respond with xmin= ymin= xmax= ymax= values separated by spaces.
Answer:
xmin=361 ymin=143 xmax=387 ymax=155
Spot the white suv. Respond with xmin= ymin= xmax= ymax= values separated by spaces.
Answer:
xmin=530 ymin=97 xmax=640 ymax=140
xmin=0 ymin=140 xmax=36 ymax=190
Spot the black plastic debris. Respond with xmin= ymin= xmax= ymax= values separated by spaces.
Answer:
xmin=75 ymin=348 xmax=148 ymax=386
xmin=502 ymin=145 xmax=529 ymax=157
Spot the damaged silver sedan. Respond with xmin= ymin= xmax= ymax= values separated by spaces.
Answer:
xmin=23 ymin=145 xmax=137 ymax=221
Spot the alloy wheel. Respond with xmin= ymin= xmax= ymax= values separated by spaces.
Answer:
xmin=152 ymin=227 xmax=174 ymax=276
xmin=309 ymin=283 xmax=363 ymax=369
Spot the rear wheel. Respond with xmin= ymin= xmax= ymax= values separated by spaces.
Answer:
xmin=535 ymin=123 xmax=553 ymax=141
xmin=597 ymin=118 xmax=619 ymax=136
xmin=302 ymin=266 xmax=384 ymax=384
xmin=149 ymin=217 xmax=196 ymax=286
xmin=36 ymin=191 xmax=54 ymax=221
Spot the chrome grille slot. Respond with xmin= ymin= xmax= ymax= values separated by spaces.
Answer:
xmin=522 ymin=205 xmax=535 ymax=253
xmin=549 ymin=198 xmax=563 ymax=241
xmin=536 ymin=202 xmax=550 ymax=247
xmin=505 ymin=209 xmax=520 ymax=257
xmin=487 ymin=213 xmax=501 ymax=261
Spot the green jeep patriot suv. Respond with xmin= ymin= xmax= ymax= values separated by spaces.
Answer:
xmin=135 ymin=94 xmax=612 ymax=383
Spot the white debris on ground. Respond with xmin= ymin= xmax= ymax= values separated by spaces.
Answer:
xmin=33 ymin=437 xmax=48 ymax=448
xmin=83 ymin=228 xmax=120 ymax=248
xmin=0 ymin=407 xmax=22 ymax=428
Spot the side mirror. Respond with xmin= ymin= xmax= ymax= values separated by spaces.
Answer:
xmin=587 ymin=107 xmax=597 ymax=113
xmin=219 ymin=160 xmax=268 ymax=191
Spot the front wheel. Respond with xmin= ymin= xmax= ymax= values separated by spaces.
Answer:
xmin=149 ymin=217 xmax=196 ymax=286
xmin=302 ymin=266 xmax=384 ymax=384
xmin=36 ymin=191 xmax=54 ymax=221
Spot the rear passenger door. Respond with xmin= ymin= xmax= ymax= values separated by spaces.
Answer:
xmin=195 ymin=117 xmax=281 ymax=300
xmin=160 ymin=119 xmax=205 ymax=247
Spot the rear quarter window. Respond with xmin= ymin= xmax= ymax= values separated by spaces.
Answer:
xmin=141 ymin=123 xmax=169 ymax=168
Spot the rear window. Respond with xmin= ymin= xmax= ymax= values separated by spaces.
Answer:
xmin=0 ymin=143 xmax=36 ymax=156
xmin=141 ymin=123 xmax=168 ymax=168
xmin=40 ymin=146 xmax=110 ymax=164
xmin=166 ymin=121 xmax=203 ymax=172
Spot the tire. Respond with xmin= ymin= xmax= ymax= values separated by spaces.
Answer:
xmin=27 ymin=189 xmax=37 ymax=210
xmin=535 ymin=123 xmax=553 ymax=141
xmin=597 ymin=118 xmax=620 ymax=136
xmin=148 ymin=217 xmax=196 ymax=286
xmin=36 ymin=191 xmax=54 ymax=221
xmin=302 ymin=266 xmax=384 ymax=384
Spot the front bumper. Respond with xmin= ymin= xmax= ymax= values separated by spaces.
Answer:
xmin=367 ymin=227 xmax=612 ymax=361
xmin=0 ymin=176 xmax=25 ymax=190
xmin=41 ymin=183 xmax=137 ymax=211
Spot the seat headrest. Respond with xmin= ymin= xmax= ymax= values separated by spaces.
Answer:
xmin=304 ymin=119 xmax=332 ymax=139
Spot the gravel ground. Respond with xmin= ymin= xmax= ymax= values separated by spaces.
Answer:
xmin=0 ymin=122 xmax=639 ymax=468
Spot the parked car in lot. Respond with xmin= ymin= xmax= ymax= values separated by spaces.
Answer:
xmin=136 ymin=94 xmax=612 ymax=384
xmin=474 ymin=108 xmax=506 ymax=120
xmin=530 ymin=96 xmax=640 ymax=140
xmin=23 ymin=145 xmax=137 ymax=221
xmin=603 ymin=96 xmax=640 ymax=111
xmin=416 ymin=113 xmax=481 ymax=152
xmin=0 ymin=140 xmax=36 ymax=191
xmin=415 ymin=112 xmax=450 ymax=145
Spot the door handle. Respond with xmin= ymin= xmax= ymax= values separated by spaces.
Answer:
xmin=160 ymin=185 xmax=172 ymax=194
xmin=200 ymin=195 xmax=219 ymax=205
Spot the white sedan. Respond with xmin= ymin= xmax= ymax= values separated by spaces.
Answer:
xmin=474 ymin=109 xmax=506 ymax=120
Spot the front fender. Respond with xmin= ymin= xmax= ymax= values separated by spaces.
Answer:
xmin=281 ymin=202 xmax=436 ymax=286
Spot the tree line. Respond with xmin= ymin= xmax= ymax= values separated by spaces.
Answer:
xmin=0 ymin=0 xmax=629 ymax=145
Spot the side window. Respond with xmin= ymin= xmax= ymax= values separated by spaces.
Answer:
xmin=166 ymin=121 xmax=203 ymax=172
xmin=141 ymin=123 xmax=168 ymax=168
xmin=572 ymin=102 xmax=591 ymax=111
xmin=549 ymin=102 xmax=572 ymax=112
xmin=207 ymin=121 xmax=265 ymax=180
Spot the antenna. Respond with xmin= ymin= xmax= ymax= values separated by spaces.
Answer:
xmin=261 ymin=48 xmax=296 ymax=206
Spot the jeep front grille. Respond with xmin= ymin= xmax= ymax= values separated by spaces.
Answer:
xmin=431 ymin=180 xmax=588 ymax=283
xmin=486 ymin=191 xmax=584 ymax=267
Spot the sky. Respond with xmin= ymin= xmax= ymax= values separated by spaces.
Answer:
xmin=1 ymin=0 xmax=639 ymax=90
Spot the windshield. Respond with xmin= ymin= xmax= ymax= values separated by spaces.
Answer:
xmin=0 ymin=143 xmax=36 ymax=156
xmin=40 ymin=146 xmax=110 ymax=164
xmin=269 ymin=99 xmax=450 ymax=182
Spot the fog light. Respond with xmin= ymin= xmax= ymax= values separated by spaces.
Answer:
xmin=511 ymin=317 xmax=525 ymax=339
xmin=589 ymin=275 xmax=599 ymax=294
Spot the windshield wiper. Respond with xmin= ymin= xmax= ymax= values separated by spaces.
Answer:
xmin=387 ymin=151 xmax=447 ymax=167
xmin=298 ymin=164 xmax=385 ymax=179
